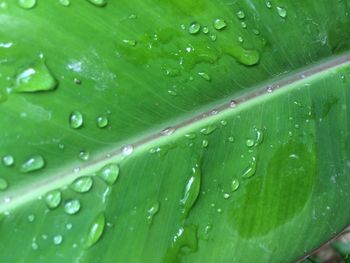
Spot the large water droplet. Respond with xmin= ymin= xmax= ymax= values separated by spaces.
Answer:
xmin=0 ymin=178 xmax=8 ymax=191
xmin=71 ymin=176 xmax=93 ymax=193
xmin=85 ymin=212 xmax=106 ymax=248
xmin=213 ymin=18 xmax=227 ymax=30
xmin=147 ymin=201 xmax=160 ymax=224
xmin=45 ymin=190 xmax=61 ymax=209
xmin=276 ymin=6 xmax=287 ymax=18
xmin=98 ymin=163 xmax=120 ymax=185
xmin=242 ymin=157 xmax=257 ymax=179
xmin=2 ymin=155 xmax=14 ymax=167
xmin=180 ymin=163 xmax=201 ymax=218
xmin=20 ymin=155 xmax=45 ymax=173
xmin=188 ymin=22 xmax=201 ymax=35
xmin=64 ymin=199 xmax=81 ymax=215
xmin=69 ymin=111 xmax=84 ymax=129
xmin=13 ymin=61 xmax=57 ymax=92
xmin=86 ymin=0 xmax=107 ymax=6
xmin=97 ymin=115 xmax=109 ymax=128
xmin=18 ymin=0 xmax=36 ymax=9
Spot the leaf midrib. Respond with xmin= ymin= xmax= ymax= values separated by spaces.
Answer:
xmin=1 ymin=51 xmax=350 ymax=213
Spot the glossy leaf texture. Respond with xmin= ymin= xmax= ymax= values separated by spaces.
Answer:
xmin=0 ymin=0 xmax=350 ymax=262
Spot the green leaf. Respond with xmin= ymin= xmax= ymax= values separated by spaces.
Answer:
xmin=0 ymin=0 xmax=350 ymax=262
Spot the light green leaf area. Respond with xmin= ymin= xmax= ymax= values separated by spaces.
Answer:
xmin=0 ymin=0 xmax=350 ymax=262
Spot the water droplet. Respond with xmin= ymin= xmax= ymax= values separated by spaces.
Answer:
xmin=98 ymin=163 xmax=120 ymax=185
xmin=223 ymin=193 xmax=230 ymax=199
xmin=220 ymin=120 xmax=227 ymax=126
xmin=78 ymin=150 xmax=90 ymax=161
xmin=86 ymin=0 xmax=107 ymax=7
xmin=213 ymin=18 xmax=227 ymax=30
xmin=202 ymin=26 xmax=209 ymax=34
xmin=266 ymin=1 xmax=272 ymax=8
xmin=2 ymin=155 xmax=14 ymax=167
xmin=200 ymin=125 xmax=217 ymax=135
xmin=20 ymin=155 xmax=45 ymax=173
xmin=180 ymin=163 xmax=201 ymax=218
xmin=202 ymin=140 xmax=209 ymax=148
xmin=123 ymin=39 xmax=137 ymax=46
xmin=241 ymin=22 xmax=247 ymax=29
xmin=66 ymin=223 xmax=73 ymax=230
xmin=31 ymin=241 xmax=39 ymax=250
xmin=18 ymin=0 xmax=36 ymax=9
xmin=242 ymin=157 xmax=257 ymax=179
xmin=161 ymin=127 xmax=175 ymax=136
xmin=59 ymin=0 xmax=70 ymax=6
xmin=228 ymin=136 xmax=235 ymax=143
xmin=188 ymin=22 xmax=201 ymax=35
xmin=13 ymin=60 xmax=57 ymax=92
xmin=276 ymin=6 xmax=287 ymax=18
xmin=246 ymin=139 xmax=254 ymax=148
xmin=198 ymin=72 xmax=211 ymax=81
xmin=230 ymin=100 xmax=237 ymax=108
xmin=236 ymin=10 xmax=245 ymax=19
xmin=45 ymin=190 xmax=61 ymax=209
xmin=147 ymin=202 xmax=160 ymax=223
xmin=85 ymin=212 xmax=106 ymax=248
xmin=254 ymin=128 xmax=264 ymax=146
xmin=0 ymin=178 xmax=8 ymax=191
xmin=28 ymin=214 xmax=35 ymax=222
xmin=71 ymin=176 xmax=93 ymax=193
xmin=96 ymin=115 xmax=109 ymax=128
xmin=231 ymin=177 xmax=240 ymax=192
xmin=64 ymin=199 xmax=81 ymax=215
xmin=73 ymin=78 xmax=82 ymax=85
xmin=121 ymin=145 xmax=133 ymax=156
xmin=53 ymin=235 xmax=63 ymax=245
xmin=209 ymin=34 xmax=217 ymax=41
xmin=185 ymin=133 xmax=197 ymax=140
xmin=69 ymin=111 xmax=84 ymax=129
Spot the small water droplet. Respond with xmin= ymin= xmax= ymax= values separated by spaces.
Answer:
xmin=123 ymin=39 xmax=137 ymax=46
xmin=28 ymin=214 xmax=35 ymax=222
xmin=85 ymin=212 xmax=106 ymax=248
xmin=66 ymin=223 xmax=73 ymax=230
xmin=86 ymin=0 xmax=107 ymax=7
xmin=276 ymin=6 xmax=287 ymax=18
xmin=185 ymin=133 xmax=197 ymax=140
xmin=228 ymin=136 xmax=235 ymax=143
xmin=69 ymin=111 xmax=84 ymax=129
xmin=1 ymin=155 xmax=14 ymax=167
xmin=246 ymin=139 xmax=254 ymax=147
xmin=229 ymin=100 xmax=237 ymax=108
xmin=53 ymin=235 xmax=63 ymax=245
xmin=0 ymin=178 xmax=8 ymax=191
xmin=45 ymin=190 xmax=61 ymax=209
xmin=161 ymin=127 xmax=175 ymax=136
xmin=202 ymin=26 xmax=209 ymax=34
xmin=121 ymin=145 xmax=133 ymax=156
xmin=59 ymin=0 xmax=70 ymax=6
xmin=213 ymin=18 xmax=227 ymax=30
xmin=266 ymin=85 xmax=274 ymax=93
xmin=71 ymin=176 xmax=93 ymax=193
xmin=238 ymin=36 xmax=244 ymax=43
xmin=266 ymin=1 xmax=272 ymax=8
xmin=96 ymin=115 xmax=109 ymax=128
xmin=78 ymin=150 xmax=90 ymax=161
xmin=18 ymin=0 xmax=36 ymax=9
xmin=198 ymin=72 xmax=211 ymax=81
xmin=242 ymin=157 xmax=257 ymax=179
xmin=98 ymin=163 xmax=120 ymax=185
xmin=236 ymin=10 xmax=245 ymax=19
xmin=223 ymin=193 xmax=230 ymax=199
xmin=200 ymin=125 xmax=217 ymax=135
xmin=20 ymin=155 xmax=45 ymax=173
xmin=147 ymin=201 xmax=160 ymax=223
xmin=202 ymin=140 xmax=209 ymax=148
xmin=209 ymin=34 xmax=217 ymax=41
xmin=231 ymin=177 xmax=240 ymax=192
xmin=220 ymin=120 xmax=227 ymax=126
xmin=188 ymin=22 xmax=201 ymax=35
xmin=180 ymin=163 xmax=201 ymax=218
xmin=64 ymin=199 xmax=81 ymax=215
xmin=13 ymin=60 xmax=57 ymax=92
xmin=31 ymin=241 xmax=39 ymax=250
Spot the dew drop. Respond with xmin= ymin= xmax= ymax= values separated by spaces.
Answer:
xmin=202 ymin=26 xmax=209 ymax=34
xmin=45 ymin=190 xmax=61 ymax=209
xmin=85 ymin=212 xmax=106 ymax=248
xmin=13 ymin=61 xmax=57 ymax=92
xmin=231 ymin=177 xmax=240 ymax=192
xmin=86 ymin=0 xmax=107 ymax=6
xmin=202 ymin=140 xmax=209 ymax=148
xmin=18 ymin=0 xmax=36 ymax=9
xmin=66 ymin=223 xmax=73 ymax=230
xmin=71 ymin=176 xmax=93 ymax=193
xmin=161 ymin=127 xmax=175 ymax=136
xmin=0 ymin=178 xmax=8 ymax=191
xmin=64 ymin=199 xmax=81 ymax=215
xmin=228 ymin=136 xmax=235 ymax=143
xmin=97 ymin=115 xmax=109 ymax=128
xmin=123 ymin=39 xmax=137 ymax=46
xmin=122 ymin=145 xmax=133 ymax=156
xmin=180 ymin=163 xmax=201 ymax=218
xmin=69 ymin=111 xmax=84 ymax=129
xmin=147 ymin=202 xmax=160 ymax=223
xmin=27 ymin=214 xmax=35 ymax=222
xmin=78 ymin=150 xmax=90 ymax=161
xmin=266 ymin=1 xmax=272 ymax=8
xmin=241 ymin=22 xmax=247 ymax=29
xmin=213 ymin=18 xmax=227 ymax=30
xmin=200 ymin=125 xmax=217 ymax=135
xmin=185 ymin=133 xmax=197 ymax=140
xmin=230 ymin=100 xmax=237 ymax=108
xmin=242 ymin=157 xmax=257 ymax=179
xmin=98 ymin=163 xmax=120 ymax=185
xmin=53 ymin=235 xmax=63 ymax=245
xmin=31 ymin=241 xmax=39 ymax=250
xmin=276 ymin=6 xmax=287 ymax=18
xmin=188 ymin=22 xmax=201 ymax=35
xmin=198 ymin=72 xmax=211 ymax=81
xmin=59 ymin=0 xmax=70 ymax=6
xmin=246 ymin=139 xmax=254 ymax=148
xmin=2 ymin=155 xmax=14 ymax=167
xmin=20 ymin=155 xmax=45 ymax=173
xmin=236 ymin=10 xmax=245 ymax=19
